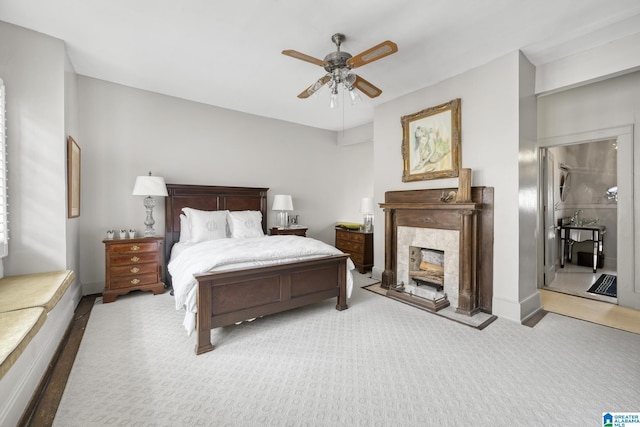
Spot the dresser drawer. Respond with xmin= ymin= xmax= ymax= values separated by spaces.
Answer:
xmin=109 ymin=252 xmax=159 ymax=266
xmin=336 ymin=239 xmax=364 ymax=254
xmin=110 ymin=262 xmax=158 ymax=277
xmin=349 ymin=253 xmax=364 ymax=264
xmin=108 ymin=242 xmax=159 ymax=254
xmin=335 ymin=228 xmax=373 ymax=273
xmin=336 ymin=230 xmax=366 ymax=243
xmin=109 ymin=273 xmax=159 ymax=290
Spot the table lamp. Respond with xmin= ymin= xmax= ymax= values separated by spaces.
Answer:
xmin=272 ymin=195 xmax=293 ymax=229
xmin=360 ymin=197 xmax=374 ymax=233
xmin=132 ymin=172 xmax=168 ymax=237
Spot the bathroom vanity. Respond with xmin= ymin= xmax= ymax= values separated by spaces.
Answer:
xmin=559 ymin=224 xmax=606 ymax=273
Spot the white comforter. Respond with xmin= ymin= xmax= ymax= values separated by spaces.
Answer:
xmin=168 ymin=235 xmax=355 ymax=334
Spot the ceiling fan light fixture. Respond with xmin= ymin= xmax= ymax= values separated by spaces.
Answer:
xmin=329 ymin=85 xmax=339 ymax=109
xmin=283 ymin=33 xmax=398 ymax=107
xmin=348 ymin=86 xmax=361 ymax=105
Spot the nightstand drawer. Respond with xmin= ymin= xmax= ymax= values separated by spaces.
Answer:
xmin=103 ymin=236 xmax=164 ymax=303
xmin=110 ymin=263 xmax=158 ymax=277
xmin=108 ymin=242 xmax=158 ymax=254
xmin=109 ymin=252 xmax=159 ymax=266
xmin=271 ymin=227 xmax=307 ymax=237
xmin=109 ymin=273 xmax=159 ymax=290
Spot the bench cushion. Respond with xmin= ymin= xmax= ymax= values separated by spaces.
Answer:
xmin=0 ymin=270 xmax=75 ymax=313
xmin=0 ymin=307 xmax=47 ymax=380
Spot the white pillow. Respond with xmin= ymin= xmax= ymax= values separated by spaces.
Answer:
xmin=227 ymin=210 xmax=264 ymax=238
xmin=182 ymin=208 xmax=229 ymax=243
xmin=178 ymin=214 xmax=192 ymax=243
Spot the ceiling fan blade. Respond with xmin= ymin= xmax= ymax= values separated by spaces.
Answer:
xmin=282 ymin=49 xmax=328 ymax=67
xmin=297 ymin=74 xmax=331 ymax=99
xmin=353 ymin=75 xmax=382 ymax=98
xmin=347 ymin=40 xmax=398 ymax=69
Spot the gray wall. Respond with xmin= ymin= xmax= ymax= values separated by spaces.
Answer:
xmin=77 ymin=77 xmax=374 ymax=293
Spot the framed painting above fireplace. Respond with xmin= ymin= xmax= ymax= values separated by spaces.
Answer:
xmin=401 ymin=98 xmax=461 ymax=182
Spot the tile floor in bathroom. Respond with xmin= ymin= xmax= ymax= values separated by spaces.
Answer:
xmin=544 ymin=262 xmax=617 ymax=304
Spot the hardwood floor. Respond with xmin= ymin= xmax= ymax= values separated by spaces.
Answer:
xmin=540 ymin=289 xmax=640 ymax=334
xmin=539 ymin=264 xmax=639 ymax=334
xmin=19 ymin=295 xmax=97 ymax=427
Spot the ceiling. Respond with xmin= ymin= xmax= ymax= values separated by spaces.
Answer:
xmin=2 ymin=0 xmax=640 ymax=131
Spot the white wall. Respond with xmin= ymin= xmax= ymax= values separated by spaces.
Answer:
xmin=373 ymin=51 xmax=535 ymax=321
xmin=536 ymin=32 xmax=640 ymax=95
xmin=77 ymin=77 xmax=373 ymax=293
xmin=0 ymin=21 xmax=70 ymax=275
xmin=65 ymin=52 xmax=80 ymax=274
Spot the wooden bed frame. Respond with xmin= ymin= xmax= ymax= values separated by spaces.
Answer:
xmin=164 ymin=184 xmax=349 ymax=355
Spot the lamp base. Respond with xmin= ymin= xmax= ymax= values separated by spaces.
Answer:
xmin=277 ymin=211 xmax=289 ymax=229
xmin=143 ymin=196 xmax=156 ymax=237
xmin=363 ymin=214 xmax=374 ymax=233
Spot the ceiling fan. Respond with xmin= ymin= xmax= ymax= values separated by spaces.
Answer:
xmin=282 ymin=33 xmax=398 ymax=106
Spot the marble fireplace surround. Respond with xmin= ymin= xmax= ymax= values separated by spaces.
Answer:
xmin=380 ymin=187 xmax=494 ymax=316
xmin=398 ymin=227 xmax=460 ymax=308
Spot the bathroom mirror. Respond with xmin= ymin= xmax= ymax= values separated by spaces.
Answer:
xmin=559 ymin=172 xmax=571 ymax=201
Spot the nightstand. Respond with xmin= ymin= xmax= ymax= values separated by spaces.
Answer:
xmin=270 ymin=227 xmax=308 ymax=237
xmin=335 ymin=228 xmax=373 ymax=273
xmin=103 ymin=236 xmax=164 ymax=303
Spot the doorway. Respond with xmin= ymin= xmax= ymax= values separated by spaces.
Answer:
xmin=538 ymin=126 xmax=637 ymax=311
xmin=541 ymin=140 xmax=618 ymax=303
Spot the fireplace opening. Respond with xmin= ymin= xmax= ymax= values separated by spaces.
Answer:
xmin=409 ymin=246 xmax=444 ymax=291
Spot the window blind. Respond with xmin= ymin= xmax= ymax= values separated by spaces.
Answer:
xmin=0 ymin=79 xmax=8 ymax=257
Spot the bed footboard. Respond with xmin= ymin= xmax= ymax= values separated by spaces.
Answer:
xmin=194 ymin=254 xmax=349 ymax=355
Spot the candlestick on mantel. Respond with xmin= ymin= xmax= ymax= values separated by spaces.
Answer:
xmin=457 ymin=168 xmax=472 ymax=202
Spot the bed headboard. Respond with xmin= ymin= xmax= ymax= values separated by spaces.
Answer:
xmin=164 ymin=184 xmax=269 ymax=278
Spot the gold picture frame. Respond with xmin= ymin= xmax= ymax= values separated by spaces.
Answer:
xmin=67 ymin=136 xmax=81 ymax=218
xmin=401 ymin=98 xmax=461 ymax=182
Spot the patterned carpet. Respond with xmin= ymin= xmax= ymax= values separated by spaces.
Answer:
xmin=53 ymin=273 xmax=640 ymax=426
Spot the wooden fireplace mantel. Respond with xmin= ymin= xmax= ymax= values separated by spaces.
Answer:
xmin=380 ymin=187 xmax=494 ymax=315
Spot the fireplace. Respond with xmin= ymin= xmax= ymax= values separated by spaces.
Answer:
xmin=380 ymin=187 xmax=494 ymax=315
xmin=409 ymin=246 xmax=444 ymax=290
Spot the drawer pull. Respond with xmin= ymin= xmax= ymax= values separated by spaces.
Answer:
xmin=131 ymin=256 xmax=140 ymax=262
xmin=130 ymin=267 xmax=140 ymax=273
xmin=130 ymin=278 xmax=140 ymax=285
xmin=130 ymin=245 xmax=140 ymax=251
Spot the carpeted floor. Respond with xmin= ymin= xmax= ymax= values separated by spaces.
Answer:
xmin=53 ymin=273 xmax=640 ymax=426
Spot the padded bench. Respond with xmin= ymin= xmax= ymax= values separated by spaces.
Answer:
xmin=0 ymin=270 xmax=75 ymax=381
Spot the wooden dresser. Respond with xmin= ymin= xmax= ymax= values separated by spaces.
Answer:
xmin=103 ymin=236 xmax=164 ymax=303
xmin=335 ymin=228 xmax=373 ymax=274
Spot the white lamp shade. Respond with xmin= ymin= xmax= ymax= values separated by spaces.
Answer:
xmin=132 ymin=175 xmax=168 ymax=197
xmin=360 ymin=197 xmax=374 ymax=214
xmin=272 ymin=194 xmax=293 ymax=211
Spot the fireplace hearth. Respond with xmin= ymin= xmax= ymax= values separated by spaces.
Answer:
xmin=380 ymin=187 xmax=494 ymax=316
